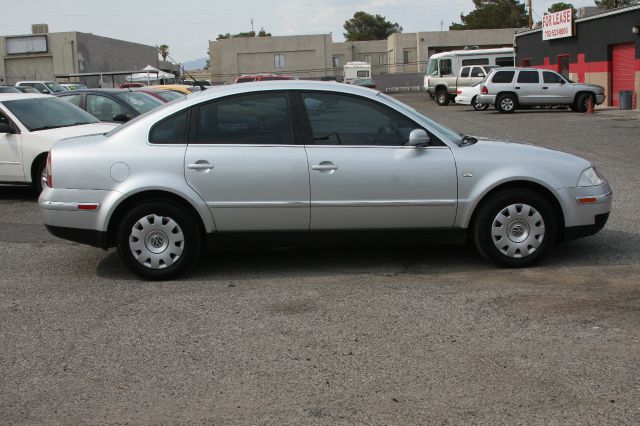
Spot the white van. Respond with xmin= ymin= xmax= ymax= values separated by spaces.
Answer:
xmin=424 ymin=47 xmax=514 ymax=101
xmin=343 ymin=62 xmax=371 ymax=84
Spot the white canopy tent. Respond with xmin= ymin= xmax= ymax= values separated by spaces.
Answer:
xmin=126 ymin=65 xmax=176 ymax=84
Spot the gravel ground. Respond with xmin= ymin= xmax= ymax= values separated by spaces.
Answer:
xmin=0 ymin=95 xmax=638 ymax=424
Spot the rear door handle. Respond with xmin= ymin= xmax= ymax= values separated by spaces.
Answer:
xmin=311 ymin=162 xmax=338 ymax=172
xmin=515 ymin=86 xmax=521 ymax=89
xmin=542 ymin=87 xmax=549 ymax=90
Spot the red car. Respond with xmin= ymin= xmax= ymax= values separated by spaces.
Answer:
xmin=234 ymin=74 xmax=298 ymax=83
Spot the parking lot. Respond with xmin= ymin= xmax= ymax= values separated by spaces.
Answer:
xmin=1 ymin=94 xmax=639 ymax=424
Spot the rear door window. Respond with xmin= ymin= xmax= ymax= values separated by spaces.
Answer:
xmin=491 ymin=71 xmax=515 ymax=83
xmin=86 ymin=94 xmax=129 ymax=121
xmin=195 ymin=92 xmax=292 ymax=145
xmin=517 ymin=71 xmax=540 ymax=84
xmin=149 ymin=110 xmax=189 ymax=144
xmin=59 ymin=94 xmax=82 ymax=108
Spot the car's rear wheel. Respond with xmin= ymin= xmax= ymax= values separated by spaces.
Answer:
xmin=472 ymin=188 xmax=557 ymax=267
xmin=472 ymin=96 xmax=489 ymax=111
xmin=435 ymin=89 xmax=450 ymax=106
xmin=34 ymin=159 xmax=47 ymax=194
xmin=496 ymin=94 xmax=517 ymax=113
xmin=117 ymin=201 xmax=201 ymax=280
xmin=576 ymin=93 xmax=594 ymax=113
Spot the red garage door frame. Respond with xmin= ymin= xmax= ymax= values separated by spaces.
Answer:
xmin=611 ymin=43 xmax=635 ymax=108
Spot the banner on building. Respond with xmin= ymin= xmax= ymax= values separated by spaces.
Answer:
xmin=542 ymin=9 xmax=573 ymax=40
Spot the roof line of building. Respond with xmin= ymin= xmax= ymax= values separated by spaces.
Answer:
xmin=515 ymin=4 xmax=640 ymax=36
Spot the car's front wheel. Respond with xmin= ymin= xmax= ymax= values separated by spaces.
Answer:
xmin=496 ymin=94 xmax=517 ymax=113
xmin=576 ymin=93 xmax=594 ymax=113
xmin=472 ymin=189 xmax=557 ymax=267
xmin=117 ymin=201 xmax=201 ymax=280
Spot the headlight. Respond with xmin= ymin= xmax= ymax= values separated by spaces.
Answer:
xmin=577 ymin=166 xmax=605 ymax=187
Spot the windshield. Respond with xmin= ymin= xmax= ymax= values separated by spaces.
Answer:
xmin=45 ymin=82 xmax=66 ymax=93
xmin=3 ymin=97 xmax=99 ymax=131
xmin=115 ymin=92 xmax=163 ymax=115
xmin=426 ymin=58 xmax=438 ymax=76
xmin=378 ymin=93 xmax=462 ymax=143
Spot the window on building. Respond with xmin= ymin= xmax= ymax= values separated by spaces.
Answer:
xmin=460 ymin=67 xmax=470 ymax=78
xmin=521 ymin=58 xmax=532 ymax=67
xmin=379 ymin=53 xmax=388 ymax=65
xmin=461 ymin=58 xmax=489 ymax=66
xmin=496 ymin=57 xmax=515 ymax=67
xmin=403 ymin=50 xmax=410 ymax=64
xmin=274 ymin=54 xmax=285 ymax=68
xmin=439 ymin=59 xmax=452 ymax=76
xmin=364 ymin=55 xmax=371 ymax=64
xmin=196 ymin=93 xmax=292 ymax=145
xmin=517 ymin=70 xmax=540 ymax=83
xmin=332 ymin=56 xmax=340 ymax=68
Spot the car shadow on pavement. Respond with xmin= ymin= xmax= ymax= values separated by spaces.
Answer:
xmin=95 ymin=228 xmax=638 ymax=282
xmin=0 ymin=186 xmax=38 ymax=201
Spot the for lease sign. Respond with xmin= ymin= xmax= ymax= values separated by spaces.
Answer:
xmin=542 ymin=9 xmax=573 ymax=40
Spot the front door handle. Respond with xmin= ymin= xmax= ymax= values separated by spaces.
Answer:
xmin=542 ymin=86 xmax=549 ymax=90
xmin=311 ymin=162 xmax=338 ymax=172
xmin=515 ymin=86 xmax=521 ymax=89
xmin=187 ymin=161 xmax=214 ymax=171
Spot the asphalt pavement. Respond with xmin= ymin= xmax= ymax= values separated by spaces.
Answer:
xmin=1 ymin=96 xmax=639 ymax=424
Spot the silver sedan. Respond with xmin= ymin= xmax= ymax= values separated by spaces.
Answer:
xmin=39 ymin=81 xmax=612 ymax=279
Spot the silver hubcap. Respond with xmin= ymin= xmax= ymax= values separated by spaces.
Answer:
xmin=491 ymin=204 xmax=545 ymax=258
xmin=500 ymin=98 xmax=514 ymax=111
xmin=129 ymin=214 xmax=184 ymax=269
xmin=438 ymin=93 xmax=446 ymax=103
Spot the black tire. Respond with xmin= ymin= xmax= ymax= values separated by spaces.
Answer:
xmin=576 ymin=93 xmax=593 ymax=113
xmin=33 ymin=158 xmax=47 ymax=194
xmin=472 ymin=96 xmax=489 ymax=111
xmin=117 ymin=201 xmax=201 ymax=280
xmin=496 ymin=94 xmax=517 ymax=114
xmin=435 ymin=89 xmax=450 ymax=106
xmin=472 ymin=188 xmax=558 ymax=268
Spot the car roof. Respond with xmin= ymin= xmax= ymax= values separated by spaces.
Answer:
xmin=0 ymin=93 xmax=52 ymax=101
xmin=487 ymin=67 xmax=549 ymax=72
xmin=15 ymin=81 xmax=56 ymax=84
xmin=57 ymin=88 xmax=141 ymax=94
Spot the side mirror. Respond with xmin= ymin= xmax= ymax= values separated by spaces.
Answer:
xmin=560 ymin=79 xmax=566 ymax=84
xmin=41 ymin=89 xmax=51 ymax=94
xmin=407 ymin=129 xmax=430 ymax=147
xmin=0 ymin=122 xmax=14 ymax=134
xmin=112 ymin=113 xmax=131 ymax=123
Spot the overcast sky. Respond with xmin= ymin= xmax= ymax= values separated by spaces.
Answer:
xmin=1 ymin=0 xmax=595 ymax=63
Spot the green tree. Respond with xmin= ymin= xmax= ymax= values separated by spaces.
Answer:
xmin=343 ymin=11 xmax=402 ymax=41
xmin=158 ymin=44 xmax=169 ymax=62
xmin=217 ymin=28 xmax=272 ymax=40
xmin=594 ymin=0 xmax=639 ymax=9
xmin=449 ymin=0 xmax=528 ymax=30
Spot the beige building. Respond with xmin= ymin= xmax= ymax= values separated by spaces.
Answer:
xmin=0 ymin=24 xmax=159 ymax=87
xmin=209 ymin=28 xmax=517 ymax=83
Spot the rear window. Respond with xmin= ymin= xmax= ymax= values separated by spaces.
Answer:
xmin=517 ymin=71 xmax=539 ymax=83
xmin=236 ymin=77 xmax=255 ymax=83
xmin=461 ymin=58 xmax=489 ymax=66
xmin=491 ymin=71 xmax=515 ymax=83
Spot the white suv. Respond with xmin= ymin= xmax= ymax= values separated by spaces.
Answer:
xmin=478 ymin=68 xmax=606 ymax=113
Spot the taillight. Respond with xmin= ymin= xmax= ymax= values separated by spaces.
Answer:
xmin=46 ymin=150 xmax=52 ymax=188
xmin=481 ymin=85 xmax=488 ymax=95
xmin=456 ymin=89 xmax=462 ymax=94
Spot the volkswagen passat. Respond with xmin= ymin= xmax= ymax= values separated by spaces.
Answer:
xmin=39 ymin=81 xmax=612 ymax=279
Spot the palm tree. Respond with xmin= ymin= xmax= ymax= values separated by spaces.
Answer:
xmin=158 ymin=44 xmax=169 ymax=62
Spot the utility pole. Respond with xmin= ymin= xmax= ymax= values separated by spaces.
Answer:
xmin=250 ymin=18 xmax=254 ymax=32
xmin=528 ymin=0 xmax=533 ymax=29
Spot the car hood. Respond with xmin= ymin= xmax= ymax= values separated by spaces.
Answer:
xmin=456 ymin=137 xmax=592 ymax=189
xmin=31 ymin=122 xmax=119 ymax=140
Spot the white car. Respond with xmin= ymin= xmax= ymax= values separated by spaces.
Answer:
xmin=0 ymin=94 xmax=118 ymax=192
xmin=455 ymin=83 xmax=489 ymax=110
